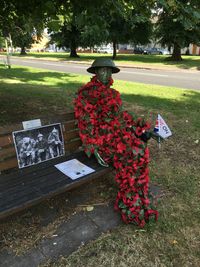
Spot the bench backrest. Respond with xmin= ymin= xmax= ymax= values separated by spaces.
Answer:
xmin=0 ymin=112 xmax=82 ymax=173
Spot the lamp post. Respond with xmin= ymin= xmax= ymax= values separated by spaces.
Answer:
xmin=4 ymin=34 xmax=12 ymax=69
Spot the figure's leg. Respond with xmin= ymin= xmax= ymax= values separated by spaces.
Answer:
xmin=49 ymin=146 xmax=54 ymax=158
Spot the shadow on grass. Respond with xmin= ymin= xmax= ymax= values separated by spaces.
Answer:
xmin=0 ymin=66 xmax=83 ymax=88
xmin=0 ymin=67 xmax=85 ymax=125
xmin=0 ymin=82 xmax=82 ymax=125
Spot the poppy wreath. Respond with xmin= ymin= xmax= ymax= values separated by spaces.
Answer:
xmin=74 ymin=76 xmax=158 ymax=227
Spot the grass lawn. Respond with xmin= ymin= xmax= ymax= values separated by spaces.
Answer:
xmin=1 ymin=52 xmax=200 ymax=71
xmin=0 ymin=64 xmax=200 ymax=266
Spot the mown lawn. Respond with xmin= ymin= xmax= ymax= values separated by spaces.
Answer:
xmin=0 ymin=64 xmax=200 ymax=266
xmin=1 ymin=52 xmax=200 ymax=70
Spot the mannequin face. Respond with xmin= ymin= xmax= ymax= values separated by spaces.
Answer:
xmin=96 ymin=67 xmax=112 ymax=85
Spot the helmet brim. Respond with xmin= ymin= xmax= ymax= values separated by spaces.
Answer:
xmin=87 ymin=66 xmax=120 ymax=74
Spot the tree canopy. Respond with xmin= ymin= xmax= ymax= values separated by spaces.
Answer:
xmin=48 ymin=0 xmax=153 ymax=58
xmin=155 ymin=0 xmax=200 ymax=60
xmin=0 ymin=0 xmax=53 ymax=54
xmin=1 ymin=0 xmax=200 ymax=60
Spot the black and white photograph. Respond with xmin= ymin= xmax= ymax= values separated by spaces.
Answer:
xmin=12 ymin=123 xmax=65 ymax=169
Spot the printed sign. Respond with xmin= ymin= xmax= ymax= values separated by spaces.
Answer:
xmin=22 ymin=119 xmax=41 ymax=130
xmin=55 ymin=159 xmax=95 ymax=180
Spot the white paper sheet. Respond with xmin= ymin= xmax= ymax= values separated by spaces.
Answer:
xmin=22 ymin=119 xmax=41 ymax=130
xmin=55 ymin=159 xmax=95 ymax=180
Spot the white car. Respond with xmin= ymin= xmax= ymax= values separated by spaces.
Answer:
xmin=97 ymin=47 xmax=113 ymax=54
xmin=160 ymin=49 xmax=170 ymax=55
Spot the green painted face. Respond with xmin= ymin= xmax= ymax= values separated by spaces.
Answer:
xmin=96 ymin=67 xmax=112 ymax=85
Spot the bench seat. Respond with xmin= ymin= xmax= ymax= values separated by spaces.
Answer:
xmin=0 ymin=151 xmax=112 ymax=220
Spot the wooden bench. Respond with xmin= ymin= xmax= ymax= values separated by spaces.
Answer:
xmin=0 ymin=112 xmax=112 ymax=220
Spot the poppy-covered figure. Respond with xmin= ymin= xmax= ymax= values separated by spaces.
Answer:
xmin=74 ymin=58 xmax=158 ymax=227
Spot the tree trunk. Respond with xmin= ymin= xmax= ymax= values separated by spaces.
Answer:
xmin=171 ymin=43 xmax=182 ymax=61
xmin=69 ymin=46 xmax=79 ymax=58
xmin=69 ymin=23 xmax=79 ymax=58
xmin=112 ymin=41 xmax=117 ymax=60
xmin=20 ymin=46 xmax=27 ymax=55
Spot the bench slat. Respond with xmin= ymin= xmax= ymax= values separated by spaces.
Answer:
xmin=63 ymin=121 xmax=78 ymax=131
xmin=0 ymin=165 xmax=63 ymax=194
xmin=65 ymin=139 xmax=82 ymax=152
xmin=65 ymin=112 xmax=75 ymax=121
xmin=0 ymin=154 xmax=68 ymax=180
xmin=0 ymin=124 xmax=22 ymax=136
xmin=0 ymin=189 xmax=42 ymax=211
xmin=64 ymin=129 xmax=80 ymax=141
xmin=0 ymin=172 xmax=66 ymax=208
xmin=0 ymin=146 xmax=16 ymax=159
xmin=0 ymin=153 xmax=93 ymax=192
xmin=0 ymin=157 xmax=18 ymax=171
xmin=0 ymin=135 xmax=13 ymax=147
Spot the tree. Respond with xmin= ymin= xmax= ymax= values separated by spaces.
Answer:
xmin=48 ymin=0 xmax=109 ymax=57
xmin=155 ymin=0 xmax=200 ymax=61
xmin=48 ymin=0 xmax=153 ymax=58
xmin=0 ymin=35 xmax=5 ymax=49
xmin=11 ymin=16 xmax=43 ymax=55
xmin=48 ymin=12 xmax=82 ymax=57
xmin=104 ymin=0 xmax=153 ymax=59
xmin=0 ymin=0 xmax=52 ymax=54
xmin=48 ymin=0 xmax=87 ymax=57
xmin=77 ymin=0 xmax=153 ymax=59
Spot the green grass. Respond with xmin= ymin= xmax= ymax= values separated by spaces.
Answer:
xmin=0 ymin=64 xmax=200 ymax=266
xmin=1 ymin=52 xmax=200 ymax=70
xmin=0 ymin=65 xmax=89 ymax=125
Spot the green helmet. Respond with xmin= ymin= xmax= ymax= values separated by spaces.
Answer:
xmin=87 ymin=58 xmax=120 ymax=74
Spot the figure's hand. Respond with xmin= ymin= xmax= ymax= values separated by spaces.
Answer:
xmin=140 ymin=131 xmax=152 ymax=142
xmin=140 ymin=131 xmax=164 ymax=143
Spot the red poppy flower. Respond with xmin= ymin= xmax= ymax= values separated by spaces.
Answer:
xmin=84 ymin=102 xmax=94 ymax=112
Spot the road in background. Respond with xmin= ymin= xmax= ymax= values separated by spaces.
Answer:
xmin=3 ymin=57 xmax=200 ymax=90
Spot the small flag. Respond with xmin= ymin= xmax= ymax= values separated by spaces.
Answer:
xmin=154 ymin=114 xmax=172 ymax=139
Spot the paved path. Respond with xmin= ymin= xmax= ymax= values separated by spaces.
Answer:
xmin=0 ymin=183 xmax=161 ymax=267
xmin=0 ymin=203 xmax=122 ymax=267
xmin=2 ymin=56 xmax=200 ymax=90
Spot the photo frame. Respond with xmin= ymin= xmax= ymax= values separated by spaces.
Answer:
xmin=12 ymin=123 xmax=65 ymax=169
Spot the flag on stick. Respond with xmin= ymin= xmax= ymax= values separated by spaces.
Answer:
xmin=154 ymin=114 xmax=172 ymax=139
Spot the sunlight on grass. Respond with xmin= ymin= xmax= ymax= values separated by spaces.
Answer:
xmin=115 ymin=79 xmax=188 ymax=100
xmin=1 ymin=78 xmax=23 ymax=84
